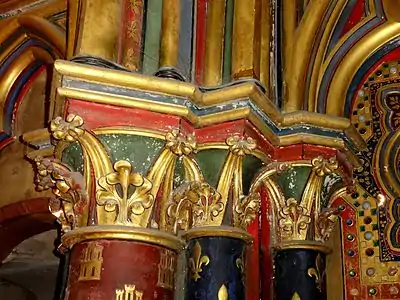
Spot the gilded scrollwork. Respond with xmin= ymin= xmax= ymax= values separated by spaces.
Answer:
xmin=97 ymin=160 xmax=154 ymax=226
xmin=166 ymin=181 xmax=224 ymax=233
xmin=188 ymin=241 xmax=210 ymax=282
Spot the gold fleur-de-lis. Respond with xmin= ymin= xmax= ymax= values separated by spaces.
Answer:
xmin=307 ymin=253 xmax=325 ymax=292
xmin=188 ymin=241 xmax=210 ymax=281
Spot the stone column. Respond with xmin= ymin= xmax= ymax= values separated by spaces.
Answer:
xmin=31 ymin=115 xmax=184 ymax=299
xmin=253 ymin=155 xmax=353 ymax=300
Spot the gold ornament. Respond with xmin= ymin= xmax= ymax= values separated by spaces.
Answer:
xmin=188 ymin=241 xmax=210 ymax=282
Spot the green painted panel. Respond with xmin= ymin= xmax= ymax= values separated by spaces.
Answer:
xmin=275 ymin=166 xmax=311 ymax=201
xmin=142 ymin=0 xmax=162 ymax=75
xmin=223 ymin=0 xmax=234 ymax=83
xmin=173 ymin=156 xmax=186 ymax=188
xmin=61 ymin=134 xmax=165 ymax=175
xmin=62 ymin=142 xmax=83 ymax=173
xmin=195 ymin=150 xmax=228 ymax=187
xmin=99 ymin=134 xmax=165 ymax=174
xmin=242 ymin=155 xmax=265 ymax=194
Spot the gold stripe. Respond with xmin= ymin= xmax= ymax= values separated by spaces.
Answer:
xmin=275 ymin=241 xmax=332 ymax=254
xmin=326 ymin=21 xmax=400 ymax=116
xmin=232 ymin=0 xmax=260 ymax=80
xmin=282 ymin=0 xmax=297 ymax=97
xmin=285 ymin=0 xmax=331 ymax=112
xmin=203 ymin=0 xmax=227 ymax=86
xmin=259 ymin=0 xmax=271 ymax=94
xmin=62 ymin=225 xmax=185 ymax=250
xmin=159 ymin=0 xmax=180 ymax=67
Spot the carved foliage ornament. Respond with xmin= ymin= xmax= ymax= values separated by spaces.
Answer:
xmin=97 ymin=160 xmax=154 ymax=226
xmin=167 ymin=181 xmax=225 ymax=232
xmin=278 ymin=198 xmax=311 ymax=241
xmin=34 ymin=157 xmax=86 ymax=232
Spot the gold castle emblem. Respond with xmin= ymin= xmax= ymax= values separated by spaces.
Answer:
xmin=157 ymin=249 xmax=175 ymax=290
xmin=79 ymin=242 xmax=104 ymax=281
xmin=115 ymin=285 xmax=143 ymax=300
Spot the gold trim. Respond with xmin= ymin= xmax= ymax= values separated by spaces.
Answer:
xmin=285 ymin=0 xmax=332 ymax=111
xmin=48 ymin=60 xmax=365 ymax=160
xmin=326 ymin=21 xmax=400 ymax=116
xmin=182 ymin=226 xmax=253 ymax=243
xmin=62 ymin=225 xmax=185 ymax=251
xmin=274 ymin=241 xmax=332 ymax=254
xmin=203 ymin=0 xmax=226 ymax=86
xmin=159 ymin=0 xmax=180 ymax=67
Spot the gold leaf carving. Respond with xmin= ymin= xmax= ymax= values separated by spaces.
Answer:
xmin=218 ymin=284 xmax=229 ymax=300
xmin=165 ymin=129 xmax=197 ymax=156
xmin=167 ymin=181 xmax=224 ymax=232
xmin=315 ymin=207 xmax=339 ymax=242
xmin=312 ymin=156 xmax=338 ymax=177
xmin=97 ymin=160 xmax=154 ymax=226
xmin=50 ymin=114 xmax=84 ymax=142
xmin=34 ymin=157 xmax=86 ymax=232
xmin=278 ymin=198 xmax=311 ymax=240
xmin=226 ymin=135 xmax=256 ymax=156
xmin=188 ymin=241 xmax=210 ymax=282
xmin=234 ymin=193 xmax=260 ymax=229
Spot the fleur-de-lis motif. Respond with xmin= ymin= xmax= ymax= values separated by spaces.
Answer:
xmin=226 ymin=136 xmax=256 ymax=156
xmin=312 ymin=156 xmax=339 ymax=177
xmin=50 ymin=114 xmax=84 ymax=142
xmin=278 ymin=198 xmax=311 ymax=240
xmin=97 ymin=160 xmax=154 ymax=225
xmin=188 ymin=241 xmax=210 ymax=282
xmin=307 ymin=254 xmax=326 ymax=292
xmin=165 ymin=129 xmax=197 ymax=156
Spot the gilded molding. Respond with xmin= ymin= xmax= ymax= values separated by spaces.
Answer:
xmin=48 ymin=60 xmax=365 ymax=162
xmin=326 ymin=21 xmax=400 ymax=116
xmin=62 ymin=226 xmax=185 ymax=251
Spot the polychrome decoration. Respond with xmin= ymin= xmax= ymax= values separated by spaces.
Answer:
xmin=3 ymin=0 xmax=398 ymax=300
